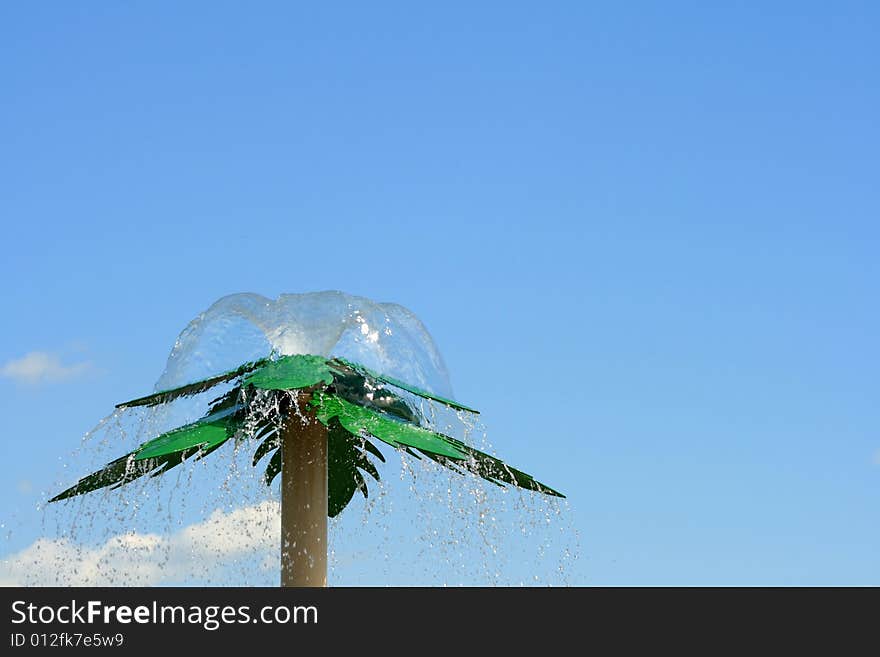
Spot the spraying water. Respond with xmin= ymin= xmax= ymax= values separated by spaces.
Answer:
xmin=2 ymin=292 xmax=577 ymax=586
xmin=157 ymin=291 xmax=453 ymax=397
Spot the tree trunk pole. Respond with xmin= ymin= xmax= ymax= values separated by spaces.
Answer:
xmin=280 ymin=404 xmax=328 ymax=587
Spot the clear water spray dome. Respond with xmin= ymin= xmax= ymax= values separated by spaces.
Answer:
xmin=156 ymin=291 xmax=455 ymax=399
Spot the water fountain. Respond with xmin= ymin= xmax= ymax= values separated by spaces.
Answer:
xmin=47 ymin=292 xmax=564 ymax=586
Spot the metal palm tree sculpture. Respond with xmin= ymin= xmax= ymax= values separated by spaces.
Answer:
xmin=50 ymin=353 xmax=563 ymax=586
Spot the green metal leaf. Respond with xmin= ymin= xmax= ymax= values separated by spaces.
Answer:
xmin=49 ymin=454 xmax=138 ymax=502
xmin=360 ymin=437 xmax=386 ymax=463
xmin=134 ymin=423 xmax=230 ymax=461
xmin=353 ymin=450 xmax=380 ymax=482
xmin=244 ymin=354 xmax=334 ymax=391
xmin=252 ymin=430 xmax=280 ymax=466
xmin=311 ymin=393 xmax=467 ymax=460
xmin=50 ymin=404 xmax=243 ymax=502
xmin=445 ymin=437 xmax=565 ymax=498
xmin=330 ymin=357 xmax=479 ymax=414
xmin=328 ymin=440 xmax=359 ymax=517
xmin=148 ymin=439 xmax=231 ymax=478
xmin=116 ymin=359 xmax=268 ymax=409
xmin=417 ymin=450 xmax=470 ymax=478
xmin=313 ymin=392 xmax=562 ymax=498
xmin=48 ymin=442 xmax=222 ymax=503
xmin=133 ymin=404 xmax=243 ymax=461
xmin=263 ymin=449 xmax=282 ymax=486
xmin=330 ymin=368 xmax=418 ymax=423
xmin=327 ymin=421 xmax=376 ymax=517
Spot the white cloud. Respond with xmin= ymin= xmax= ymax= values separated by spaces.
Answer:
xmin=0 ymin=351 xmax=92 ymax=385
xmin=0 ymin=501 xmax=280 ymax=586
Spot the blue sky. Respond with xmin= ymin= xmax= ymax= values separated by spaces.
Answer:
xmin=1 ymin=2 xmax=878 ymax=585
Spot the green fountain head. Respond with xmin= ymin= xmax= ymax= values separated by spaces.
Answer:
xmin=49 ymin=352 xmax=563 ymax=511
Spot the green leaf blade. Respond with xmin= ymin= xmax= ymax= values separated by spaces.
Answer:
xmin=133 ymin=404 xmax=241 ymax=461
xmin=329 ymin=357 xmax=479 ymax=414
xmin=446 ymin=437 xmax=565 ymax=498
xmin=244 ymin=354 xmax=334 ymax=391
xmin=311 ymin=393 xmax=467 ymax=460
xmin=116 ymin=358 xmax=268 ymax=409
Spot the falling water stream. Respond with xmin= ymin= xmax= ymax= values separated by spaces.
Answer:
xmin=3 ymin=292 xmax=578 ymax=585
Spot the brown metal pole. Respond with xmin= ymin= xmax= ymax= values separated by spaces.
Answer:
xmin=280 ymin=401 xmax=328 ymax=587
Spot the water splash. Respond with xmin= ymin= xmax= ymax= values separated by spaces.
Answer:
xmin=157 ymin=291 xmax=454 ymax=398
xmin=3 ymin=291 xmax=577 ymax=586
